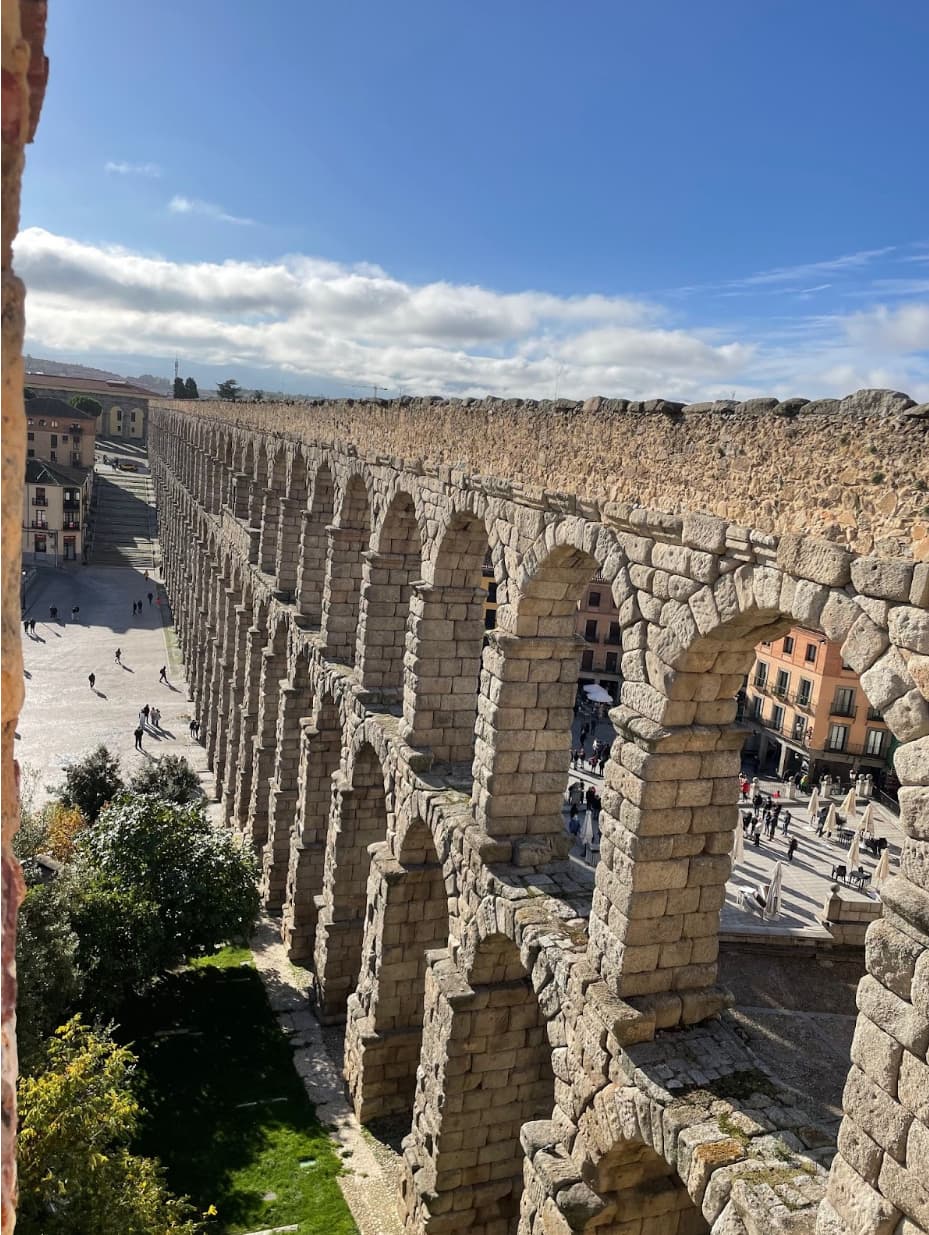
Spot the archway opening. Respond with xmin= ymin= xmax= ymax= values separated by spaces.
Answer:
xmin=583 ymin=1140 xmax=708 ymax=1235
xmin=296 ymin=462 xmax=335 ymax=625
xmin=321 ymin=474 xmax=371 ymax=665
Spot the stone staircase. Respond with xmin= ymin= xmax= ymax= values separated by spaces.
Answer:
xmin=88 ymin=467 xmax=157 ymax=567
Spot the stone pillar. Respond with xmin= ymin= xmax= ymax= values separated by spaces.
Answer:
xmin=320 ymin=525 xmax=368 ymax=665
xmin=230 ymin=626 xmax=266 ymax=832
xmin=282 ymin=716 xmax=342 ymax=962
xmin=399 ymin=951 xmax=553 ymax=1235
xmin=259 ymin=492 xmax=280 ymax=575
xmin=260 ymin=683 xmax=309 ymax=910
xmin=820 ymin=737 xmax=929 ymax=1235
xmin=296 ymin=505 xmax=329 ymax=625
xmin=355 ymin=549 xmax=416 ymax=702
xmin=274 ymin=497 xmax=302 ymax=596
xmin=471 ymin=630 xmax=581 ymax=863
xmin=220 ymin=606 xmax=251 ymax=815
xmin=587 ymin=700 xmax=743 ymax=1022
xmin=246 ymin=644 xmax=286 ymax=848
xmin=401 ymin=581 xmax=486 ymax=763
xmin=344 ymin=841 xmax=448 ymax=1122
xmin=230 ymin=471 xmax=250 ymax=519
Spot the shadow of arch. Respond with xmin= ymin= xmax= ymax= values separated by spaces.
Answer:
xmin=296 ymin=461 xmax=335 ymax=625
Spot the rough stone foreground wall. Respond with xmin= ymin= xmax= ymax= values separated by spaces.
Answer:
xmin=162 ymin=389 xmax=929 ymax=558
xmin=152 ymin=405 xmax=929 ymax=1235
xmin=1 ymin=3 xmax=47 ymax=1231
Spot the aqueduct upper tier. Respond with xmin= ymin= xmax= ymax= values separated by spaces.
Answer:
xmin=151 ymin=395 xmax=929 ymax=1235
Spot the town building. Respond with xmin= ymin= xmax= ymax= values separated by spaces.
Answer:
xmin=25 ymin=396 xmax=97 ymax=467
xmin=745 ymin=626 xmax=893 ymax=787
xmin=24 ymin=372 xmax=152 ymax=441
xmin=22 ymin=458 xmax=92 ymax=564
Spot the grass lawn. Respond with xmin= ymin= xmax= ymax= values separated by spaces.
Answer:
xmin=118 ymin=952 xmax=357 ymax=1235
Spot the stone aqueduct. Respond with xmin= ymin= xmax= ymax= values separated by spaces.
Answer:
xmin=151 ymin=402 xmax=929 ymax=1235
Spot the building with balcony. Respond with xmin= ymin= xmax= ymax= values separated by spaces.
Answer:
xmin=22 ymin=458 xmax=92 ymax=564
xmin=576 ymin=576 xmax=622 ymax=701
xmin=25 ymin=396 xmax=97 ymax=468
xmin=745 ymin=626 xmax=893 ymax=787
xmin=25 ymin=372 xmax=151 ymax=441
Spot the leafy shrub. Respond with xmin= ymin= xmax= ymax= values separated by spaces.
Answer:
xmin=15 ymin=883 xmax=83 ymax=1073
xmin=58 ymin=746 xmax=123 ymax=822
xmin=17 ymin=1018 xmax=203 ymax=1235
xmin=129 ymin=754 xmax=203 ymax=804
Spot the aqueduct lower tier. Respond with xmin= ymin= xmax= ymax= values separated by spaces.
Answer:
xmin=151 ymin=404 xmax=929 ymax=1235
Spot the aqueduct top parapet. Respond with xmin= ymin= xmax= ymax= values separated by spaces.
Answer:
xmin=160 ymin=388 xmax=929 ymax=558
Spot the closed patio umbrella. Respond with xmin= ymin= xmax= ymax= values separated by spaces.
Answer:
xmin=841 ymin=788 xmax=857 ymax=820
xmin=824 ymin=803 xmax=837 ymax=838
xmin=807 ymin=788 xmax=820 ymax=828
xmin=847 ymin=827 xmax=861 ymax=870
xmin=583 ymin=684 xmax=613 ymax=704
xmin=732 ymin=823 xmax=745 ymax=868
xmin=874 ymin=847 xmax=891 ymax=891
xmin=580 ymin=808 xmax=595 ymax=863
xmin=763 ymin=861 xmax=784 ymax=919
xmin=861 ymin=802 xmax=875 ymax=836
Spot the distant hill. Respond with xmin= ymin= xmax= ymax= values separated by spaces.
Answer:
xmin=24 ymin=355 xmax=171 ymax=395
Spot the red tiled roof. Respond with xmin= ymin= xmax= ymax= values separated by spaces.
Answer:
xmin=25 ymin=373 xmax=154 ymax=399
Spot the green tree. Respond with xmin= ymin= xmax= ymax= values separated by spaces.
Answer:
xmin=57 ymin=745 xmax=123 ymax=823
xmin=15 ymin=882 xmax=83 ymax=1073
xmin=252 ymin=389 xmax=263 ymax=403
xmin=17 ymin=1018 xmax=203 ymax=1235
xmin=183 ymin=376 xmax=199 ymax=399
xmin=68 ymin=875 xmax=166 ymax=1015
xmin=74 ymin=794 xmax=259 ymax=977
xmin=216 ymin=379 xmax=240 ymax=402
xmin=173 ymin=376 xmax=186 ymax=399
xmin=129 ymin=754 xmax=203 ymax=804
xmin=68 ymin=395 xmax=102 ymax=418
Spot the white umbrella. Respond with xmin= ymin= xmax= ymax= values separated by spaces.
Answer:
xmin=583 ymin=684 xmax=613 ymax=704
xmin=824 ymin=803 xmax=837 ymax=838
xmin=763 ymin=862 xmax=784 ymax=919
xmin=847 ymin=827 xmax=861 ymax=870
xmin=841 ymin=788 xmax=857 ymax=820
xmin=874 ymin=847 xmax=891 ymax=890
xmin=732 ymin=823 xmax=745 ymax=868
xmin=807 ymin=788 xmax=820 ymax=828
xmin=580 ymin=809 xmax=595 ymax=861
xmin=861 ymin=802 xmax=875 ymax=837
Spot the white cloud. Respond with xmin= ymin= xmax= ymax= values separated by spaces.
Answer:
xmin=12 ymin=227 xmax=929 ymax=402
xmin=168 ymin=196 xmax=254 ymax=226
xmin=105 ymin=160 xmax=161 ymax=177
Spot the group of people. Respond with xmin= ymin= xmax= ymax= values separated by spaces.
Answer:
xmin=133 ymin=703 xmax=164 ymax=750
xmin=131 ymin=592 xmax=156 ymax=616
xmin=741 ymin=794 xmax=798 ymax=860
xmin=566 ymin=781 xmax=602 ymax=860
xmin=571 ymin=722 xmax=610 ymax=775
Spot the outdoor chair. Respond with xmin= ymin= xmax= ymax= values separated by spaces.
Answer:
xmin=831 ymin=863 xmax=847 ymax=883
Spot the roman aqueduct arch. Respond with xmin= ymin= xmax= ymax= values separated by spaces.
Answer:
xmin=151 ymin=398 xmax=929 ymax=1235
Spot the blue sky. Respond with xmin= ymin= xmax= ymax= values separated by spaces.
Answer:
xmin=16 ymin=0 xmax=929 ymax=399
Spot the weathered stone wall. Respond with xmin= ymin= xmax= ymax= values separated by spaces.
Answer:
xmin=152 ymin=405 xmax=928 ymax=1235
xmin=1 ymin=3 xmax=47 ymax=1230
xmin=159 ymin=390 xmax=929 ymax=558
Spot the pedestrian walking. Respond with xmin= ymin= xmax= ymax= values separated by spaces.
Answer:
xmin=71 ymin=605 xmax=80 ymax=622
xmin=159 ymin=665 xmax=168 ymax=683
xmin=141 ymin=703 xmax=151 ymax=726
xmin=189 ymin=718 xmax=199 ymax=738
xmin=115 ymin=648 xmax=121 ymax=665
xmin=29 ymin=619 xmax=37 ymax=635
xmin=147 ymin=591 xmax=154 ymax=606
xmin=23 ymin=619 xmax=29 ymax=635
xmin=134 ymin=725 xmax=144 ymax=751
xmin=49 ymin=605 xmax=58 ymax=621
xmin=787 ymin=837 xmax=798 ymax=862
xmin=143 ymin=569 xmax=149 ymax=581
xmin=88 ymin=673 xmax=96 ymax=690
xmin=151 ymin=706 xmax=161 ymax=729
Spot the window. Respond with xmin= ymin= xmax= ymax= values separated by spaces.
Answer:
xmin=774 ymin=669 xmax=790 ymax=697
xmin=749 ymin=695 xmax=763 ymax=720
xmin=792 ymin=716 xmax=806 ymax=743
xmin=34 ymin=487 xmax=46 ymax=505
xmin=49 ymin=451 xmax=57 ymax=461
xmin=865 ymin=729 xmax=887 ymax=757
xmin=754 ymin=661 xmax=768 ymax=690
xmin=604 ymin=652 xmax=618 ymax=674
xmin=827 ymin=723 xmax=849 ymax=752
xmin=33 ymin=510 xmax=47 ymax=528
xmin=484 ymin=608 xmax=496 ymax=631
xmin=606 ymin=621 xmax=621 ymax=645
xmin=867 ymin=705 xmax=883 ymax=722
xmin=27 ymin=448 xmax=34 ymax=458
xmin=581 ymin=650 xmax=594 ymax=671
xmin=805 ymin=643 xmax=818 ymax=664
xmin=588 ymin=591 xmax=601 ymax=608
xmin=50 ymin=434 xmax=58 ymax=446
xmin=584 ymin=619 xmax=598 ymax=642
xmin=33 ymin=533 xmax=46 ymax=554
xmin=831 ymin=687 xmax=856 ymax=718
xmin=782 ymin=636 xmax=795 ymax=654
xmin=797 ymin=677 xmax=813 ymax=707
xmin=486 ymin=581 xmax=497 ymax=604
xmin=770 ymin=704 xmax=785 ymax=732
xmin=27 ymin=431 xmax=34 ymax=441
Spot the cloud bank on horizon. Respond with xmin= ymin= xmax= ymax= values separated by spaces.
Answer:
xmin=14 ymin=227 xmax=929 ymax=402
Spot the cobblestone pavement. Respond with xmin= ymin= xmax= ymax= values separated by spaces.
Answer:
xmin=17 ymin=563 xmax=210 ymax=806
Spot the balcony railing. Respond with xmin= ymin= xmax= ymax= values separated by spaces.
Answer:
xmin=829 ymin=702 xmax=858 ymax=720
xmin=62 ymin=519 xmax=80 ymax=530
xmin=751 ymin=681 xmax=814 ymax=710
xmin=29 ymin=520 xmax=48 ymax=530
xmin=31 ymin=497 xmax=47 ymax=507
xmin=63 ymin=500 xmax=80 ymax=511
xmin=753 ymin=716 xmax=888 ymax=762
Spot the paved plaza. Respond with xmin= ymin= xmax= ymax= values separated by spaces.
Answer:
xmin=17 ymin=562 xmax=212 ymax=808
